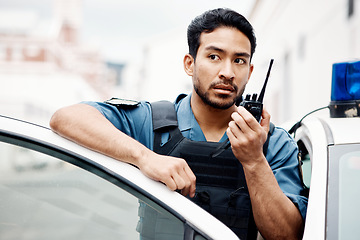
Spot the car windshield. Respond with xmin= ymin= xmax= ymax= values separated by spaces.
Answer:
xmin=327 ymin=143 xmax=360 ymax=240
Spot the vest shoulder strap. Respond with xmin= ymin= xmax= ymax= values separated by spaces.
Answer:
xmin=150 ymin=94 xmax=187 ymax=131
xmin=151 ymin=100 xmax=178 ymax=131
xmin=151 ymin=100 xmax=182 ymax=155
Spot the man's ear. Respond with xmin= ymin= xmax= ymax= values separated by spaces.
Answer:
xmin=183 ymin=54 xmax=194 ymax=76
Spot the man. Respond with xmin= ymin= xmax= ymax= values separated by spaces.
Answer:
xmin=50 ymin=8 xmax=307 ymax=240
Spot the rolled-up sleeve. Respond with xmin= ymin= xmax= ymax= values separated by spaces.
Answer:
xmin=266 ymin=126 xmax=308 ymax=220
xmin=82 ymin=101 xmax=154 ymax=149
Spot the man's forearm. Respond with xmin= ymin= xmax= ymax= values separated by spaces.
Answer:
xmin=243 ymin=157 xmax=304 ymax=240
xmin=50 ymin=103 xmax=148 ymax=166
xmin=50 ymin=103 xmax=197 ymax=197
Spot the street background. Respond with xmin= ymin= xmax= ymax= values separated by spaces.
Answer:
xmin=0 ymin=0 xmax=359 ymax=125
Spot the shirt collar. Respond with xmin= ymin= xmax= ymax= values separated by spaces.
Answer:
xmin=175 ymin=94 xmax=206 ymax=141
xmin=175 ymin=94 xmax=228 ymax=142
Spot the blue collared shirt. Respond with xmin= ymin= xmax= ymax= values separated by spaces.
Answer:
xmin=84 ymin=94 xmax=308 ymax=220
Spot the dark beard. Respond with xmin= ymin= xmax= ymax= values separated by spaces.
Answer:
xmin=194 ymin=80 xmax=243 ymax=109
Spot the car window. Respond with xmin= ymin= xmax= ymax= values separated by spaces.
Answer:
xmin=326 ymin=143 xmax=360 ymax=240
xmin=0 ymin=139 xmax=192 ymax=240
xmin=297 ymin=140 xmax=311 ymax=188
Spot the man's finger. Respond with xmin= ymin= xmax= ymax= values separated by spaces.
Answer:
xmin=260 ymin=107 xmax=271 ymax=132
xmin=184 ymin=166 xmax=196 ymax=197
xmin=172 ymin=172 xmax=186 ymax=190
xmin=162 ymin=176 xmax=177 ymax=191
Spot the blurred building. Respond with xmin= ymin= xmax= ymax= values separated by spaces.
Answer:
xmin=0 ymin=0 xmax=119 ymax=125
xmin=138 ymin=0 xmax=359 ymax=125
xmin=2 ymin=0 xmax=357 ymax=126
xmin=137 ymin=28 xmax=192 ymax=102
xmin=248 ymin=0 xmax=360 ymax=124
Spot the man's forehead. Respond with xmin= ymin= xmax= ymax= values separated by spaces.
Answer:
xmin=198 ymin=27 xmax=251 ymax=55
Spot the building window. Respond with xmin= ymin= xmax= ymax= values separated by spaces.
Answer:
xmin=348 ymin=0 xmax=355 ymax=18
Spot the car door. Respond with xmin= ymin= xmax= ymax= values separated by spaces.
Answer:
xmin=0 ymin=117 xmax=210 ymax=240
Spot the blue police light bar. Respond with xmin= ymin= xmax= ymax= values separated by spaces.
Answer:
xmin=329 ymin=60 xmax=360 ymax=118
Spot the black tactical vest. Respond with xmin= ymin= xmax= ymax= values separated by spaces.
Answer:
xmin=150 ymin=100 xmax=274 ymax=240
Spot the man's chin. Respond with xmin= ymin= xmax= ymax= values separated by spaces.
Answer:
xmin=207 ymin=98 xmax=236 ymax=109
xmin=195 ymin=88 xmax=238 ymax=109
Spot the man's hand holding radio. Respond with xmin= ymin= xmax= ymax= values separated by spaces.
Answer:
xmin=227 ymin=106 xmax=270 ymax=167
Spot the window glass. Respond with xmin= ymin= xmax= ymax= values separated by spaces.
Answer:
xmin=338 ymin=150 xmax=360 ymax=239
xmin=0 ymin=141 xmax=185 ymax=240
xmin=297 ymin=140 xmax=311 ymax=188
xmin=301 ymin=154 xmax=311 ymax=188
xmin=327 ymin=143 xmax=360 ymax=240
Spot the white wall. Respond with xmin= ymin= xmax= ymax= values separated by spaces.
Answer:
xmin=248 ymin=0 xmax=360 ymax=124
xmin=140 ymin=28 xmax=192 ymax=102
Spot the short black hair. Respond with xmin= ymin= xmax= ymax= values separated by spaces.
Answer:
xmin=187 ymin=8 xmax=256 ymax=60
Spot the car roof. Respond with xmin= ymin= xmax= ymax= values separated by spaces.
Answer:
xmin=320 ymin=117 xmax=360 ymax=145
xmin=287 ymin=110 xmax=360 ymax=146
xmin=0 ymin=115 xmax=239 ymax=240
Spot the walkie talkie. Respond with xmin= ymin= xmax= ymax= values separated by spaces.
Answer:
xmin=240 ymin=58 xmax=274 ymax=122
xmin=211 ymin=59 xmax=274 ymax=158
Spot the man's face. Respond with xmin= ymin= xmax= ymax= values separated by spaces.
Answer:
xmin=184 ymin=26 xmax=254 ymax=109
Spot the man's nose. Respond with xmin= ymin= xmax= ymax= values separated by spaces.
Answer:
xmin=219 ymin=60 xmax=235 ymax=80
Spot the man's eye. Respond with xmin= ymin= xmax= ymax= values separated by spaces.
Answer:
xmin=209 ymin=55 xmax=219 ymax=60
xmin=235 ymin=58 xmax=245 ymax=64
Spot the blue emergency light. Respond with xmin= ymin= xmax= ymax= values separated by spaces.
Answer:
xmin=329 ymin=60 xmax=360 ymax=118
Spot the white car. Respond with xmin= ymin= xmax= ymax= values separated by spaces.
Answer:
xmin=292 ymin=113 xmax=360 ymax=240
xmin=289 ymin=60 xmax=360 ymax=240
xmin=0 ymin=115 xmax=239 ymax=240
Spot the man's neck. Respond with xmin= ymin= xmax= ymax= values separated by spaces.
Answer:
xmin=190 ymin=93 xmax=236 ymax=142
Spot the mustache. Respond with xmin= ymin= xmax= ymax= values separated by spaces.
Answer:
xmin=209 ymin=80 xmax=238 ymax=92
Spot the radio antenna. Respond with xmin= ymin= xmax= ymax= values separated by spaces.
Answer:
xmin=257 ymin=59 xmax=274 ymax=103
